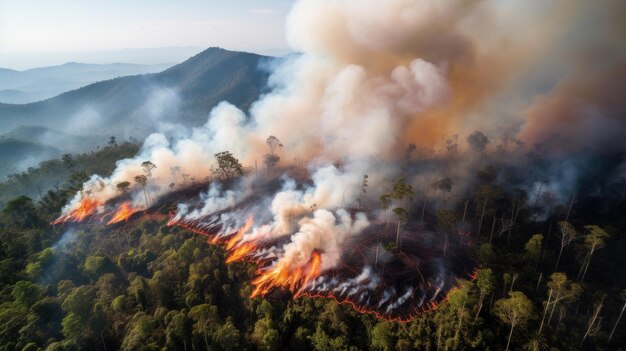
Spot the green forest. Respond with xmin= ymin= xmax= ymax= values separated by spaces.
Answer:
xmin=0 ymin=141 xmax=625 ymax=351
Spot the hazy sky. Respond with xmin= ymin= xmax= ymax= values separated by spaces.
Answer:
xmin=0 ymin=0 xmax=294 ymax=69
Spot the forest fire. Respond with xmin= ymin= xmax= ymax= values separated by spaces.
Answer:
xmin=106 ymin=201 xmax=141 ymax=225
xmin=166 ymin=196 xmax=475 ymax=320
xmin=50 ymin=168 xmax=477 ymax=321
xmin=52 ymin=198 xmax=100 ymax=225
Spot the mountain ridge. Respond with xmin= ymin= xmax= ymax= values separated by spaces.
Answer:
xmin=0 ymin=47 xmax=274 ymax=136
xmin=0 ymin=62 xmax=174 ymax=104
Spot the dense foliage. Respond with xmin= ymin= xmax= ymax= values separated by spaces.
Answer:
xmin=0 ymin=147 xmax=625 ymax=351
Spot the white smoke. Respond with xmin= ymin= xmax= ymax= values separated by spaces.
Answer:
xmin=56 ymin=0 xmax=465 ymax=275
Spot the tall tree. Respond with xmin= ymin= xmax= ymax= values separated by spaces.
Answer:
xmin=213 ymin=151 xmax=244 ymax=181
xmin=474 ymin=269 xmax=495 ymax=321
xmin=474 ymin=185 xmax=501 ymax=237
xmin=140 ymin=161 xmax=156 ymax=203
xmin=134 ymin=175 xmax=149 ymax=208
xmin=554 ymin=221 xmax=577 ymax=272
xmin=540 ymin=273 xmax=581 ymax=332
xmin=580 ymin=299 xmax=604 ymax=347
xmin=391 ymin=177 xmax=414 ymax=205
xmin=264 ymin=136 xmax=282 ymax=177
xmin=578 ymin=225 xmax=609 ymax=282
xmin=493 ymin=291 xmax=535 ymax=351
xmin=524 ymin=234 xmax=543 ymax=270
xmin=380 ymin=194 xmax=392 ymax=225
xmin=436 ymin=209 xmax=458 ymax=255
xmin=385 ymin=178 xmax=413 ymax=247
xmin=141 ymin=161 xmax=157 ymax=179
xmin=392 ymin=207 xmax=409 ymax=248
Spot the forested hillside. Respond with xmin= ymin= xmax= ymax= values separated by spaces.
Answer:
xmin=0 ymin=146 xmax=624 ymax=351
xmin=0 ymin=139 xmax=139 ymax=209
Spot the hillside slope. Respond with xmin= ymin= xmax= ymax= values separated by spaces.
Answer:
xmin=0 ymin=48 xmax=273 ymax=137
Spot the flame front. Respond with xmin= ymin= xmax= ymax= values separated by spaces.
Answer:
xmin=225 ymin=217 xmax=256 ymax=263
xmin=107 ymin=201 xmax=140 ymax=225
xmin=168 ymin=214 xmax=324 ymax=300
xmin=52 ymin=198 xmax=100 ymax=224
xmin=251 ymin=251 xmax=322 ymax=298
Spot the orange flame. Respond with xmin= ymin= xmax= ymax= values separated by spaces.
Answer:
xmin=224 ymin=216 xmax=255 ymax=263
xmin=226 ymin=242 xmax=257 ymax=263
xmin=251 ymin=251 xmax=322 ymax=298
xmin=107 ymin=201 xmax=140 ymax=225
xmin=52 ymin=198 xmax=100 ymax=224
xmin=225 ymin=216 xmax=254 ymax=250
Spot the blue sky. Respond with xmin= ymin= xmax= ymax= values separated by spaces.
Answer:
xmin=0 ymin=0 xmax=294 ymax=68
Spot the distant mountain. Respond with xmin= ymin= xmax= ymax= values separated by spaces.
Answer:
xmin=0 ymin=90 xmax=39 ymax=105
xmin=0 ymin=62 xmax=173 ymax=103
xmin=0 ymin=48 xmax=274 ymax=137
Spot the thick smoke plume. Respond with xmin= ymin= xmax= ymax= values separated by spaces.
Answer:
xmin=53 ymin=0 xmax=626 ymax=319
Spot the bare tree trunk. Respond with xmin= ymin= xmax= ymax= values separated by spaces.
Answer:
xmin=547 ymin=292 xmax=560 ymax=326
xmin=142 ymin=186 xmax=149 ymax=208
xmin=505 ymin=323 xmax=515 ymax=351
xmin=609 ymin=301 xmax=626 ymax=343
xmin=579 ymin=246 xmax=596 ymax=282
xmin=509 ymin=274 xmax=518 ymax=294
xmin=538 ymin=289 xmax=553 ymax=335
xmin=474 ymin=292 xmax=486 ymax=321
xmin=580 ymin=302 xmax=603 ymax=347
xmin=396 ymin=223 xmax=403 ymax=249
